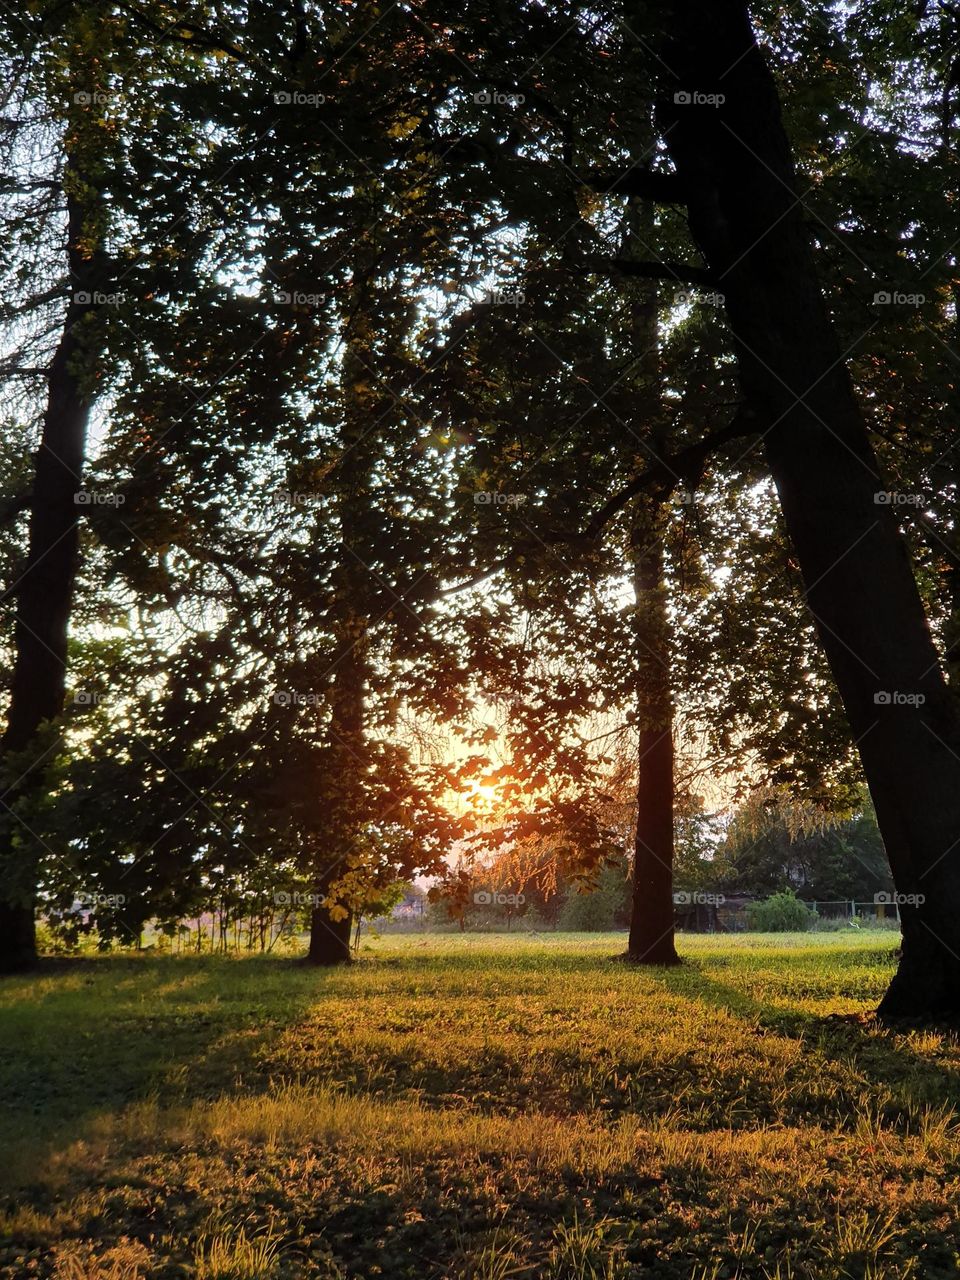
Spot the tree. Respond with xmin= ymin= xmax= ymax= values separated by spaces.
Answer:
xmin=632 ymin=0 xmax=960 ymax=1015
xmin=715 ymin=791 xmax=892 ymax=903
xmin=0 ymin=7 xmax=118 ymax=971
xmin=46 ymin=0 xmax=483 ymax=963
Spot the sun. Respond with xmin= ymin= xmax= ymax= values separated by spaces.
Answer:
xmin=465 ymin=779 xmax=500 ymax=811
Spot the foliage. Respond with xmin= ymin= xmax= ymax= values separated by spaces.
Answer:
xmin=746 ymin=892 xmax=818 ymax=934
xmin=3 ymin=0 xmax=959 ymax=983
xmin=557 ymin=864 xmax=631 ymax=932
xmin=715 ymin=793 xmax=892 ymax=902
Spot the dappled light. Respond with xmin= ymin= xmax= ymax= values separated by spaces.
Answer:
xmin=2 ymin=0 xmax=960 ymax=1274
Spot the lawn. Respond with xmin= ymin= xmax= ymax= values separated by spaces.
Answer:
xmin=1 ymin=931 xmax=959 ymax=1279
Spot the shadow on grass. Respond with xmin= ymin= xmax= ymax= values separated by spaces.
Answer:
xmin=645 ymin=949 xmax=960 ymax=1116
xmin=6 ymin=937 xmax=958 ymax=1202
xmin=0 ymin=952 xmax=338 ymax=1194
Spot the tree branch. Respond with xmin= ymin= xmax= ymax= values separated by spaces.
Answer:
xmin=581 ymin=407 xmax=761 ymax=541
xmin=580 ymin=167 xmax=687 ymax=202
xmin=114 ymin=2 xmax=247 ymax=60
xmin=583 ymin=256 xmax=714 ymax=287
xmin=436 ymin=409 xmax=762 ymax=599
xmin=0 ymin=366 xmax=51 ymax=381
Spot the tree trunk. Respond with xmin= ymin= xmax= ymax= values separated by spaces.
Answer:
xmin=628 ymin=501 xmax=680 ymax=964
xmin=0 ymin=172 xmax=104 ymax=972
xmin=305 ymin=626 xmax=363 ymax=965
xmin=305 ymin=294 xmax=375 ymax=966
xmin=304 ymin=645 xmax=360 ymax=962
xmin=652 ymin=0 xmax=960 ymax=1014
xmin=619 ymin=190 xmax=680 ymax=965
xmin=306 ymin=633 xmax=362 ymax=971
xmin=938 ymin=283 xmax=960 ymax=690
xmin=307 ymin=890 xmax=353 ymax=964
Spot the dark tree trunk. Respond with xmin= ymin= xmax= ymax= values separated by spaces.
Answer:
xmin=306 ymin=618 xmax=364 ymax=967
xmin=305 ymin=610 xmax=363 ymax=964
xmin=0 ymin=902 xmax=37 ymax=973
xmin=0 ymin=177 xmax=103 ymax=973
xmin=305 ymin=290 xmax=374 ymax=967
xmin=652 ymin=0 xmax=960 ymax=1015
xmin=627 ymin=502 xmax=680 ymax=964
xmin=937 ymin=283 xmax=960 ymax=691
xmin=619 ymin=191 xmax=680 ymax=965
xmin=307 ymin=894 xmax=353 ymax=965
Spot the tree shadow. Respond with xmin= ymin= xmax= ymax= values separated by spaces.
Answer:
xmin=0 ymin=952 xmax=339 ymax=1194
xmin=644 ymin=948 xmax=960 ymax=1115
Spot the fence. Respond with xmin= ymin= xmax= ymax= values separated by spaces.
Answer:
xmin=675 ymin=894 xmax=906 ymax=933
xmin=808 ymin=899 xmax=902 ymax=922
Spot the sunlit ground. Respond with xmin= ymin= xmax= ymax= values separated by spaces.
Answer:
xmin=1 ymin=931 xmax=957 ymax=1278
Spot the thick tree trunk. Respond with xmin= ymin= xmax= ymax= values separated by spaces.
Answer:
xmin=627 ymin=502 xmax=680 ymax=964
xmin=939 ymin=283 xmax=960 ymax=690
xmin=653 ymin=0 xmax=960 ymax=1015
xmin=305 ymin=305 xmax=373 ymax=967
xmin=307 ymin=866 xmax=353 ymax=965
xmin=0 ymin=180 xmax=102 ymax=973
xmin=304 ymin=605 xmax=364 ymax=965
xmin=620 ymin=211 xmax=680 ymax=964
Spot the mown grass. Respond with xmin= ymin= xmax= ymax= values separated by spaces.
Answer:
xmin=2 ymin=931 xmax=959 ymax=1278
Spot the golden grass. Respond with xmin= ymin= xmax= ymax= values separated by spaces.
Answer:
xmin=2 ymin=933 xmax=958 ymax=1279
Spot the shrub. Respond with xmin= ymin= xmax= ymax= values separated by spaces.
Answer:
xmin=558 ymin=866 xmax=631 ymax=932
xmin=745 ymin=891 xmax=817 ymax=932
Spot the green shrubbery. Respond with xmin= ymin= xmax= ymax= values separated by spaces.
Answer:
xmin=745 ymin=891 xmax=817 ymax=932
xmin=557 ymin=866 xmax=631 ymax=931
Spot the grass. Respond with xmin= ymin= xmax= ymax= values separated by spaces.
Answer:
xmin=1 ymin=931 xmax=960 ymax=1278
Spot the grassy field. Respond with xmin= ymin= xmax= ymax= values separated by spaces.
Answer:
xmin=1 ymin=931 xmax=959 ymax=1279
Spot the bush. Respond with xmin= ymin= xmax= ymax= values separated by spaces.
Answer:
xmin=34 ymin=921 xmax=77 ymax=955
xmin=745 ymin=891 xmax=817 ymax=932
xmin=559 ymin=888 xmax=615 ymax=932
xmin=558 ymin=866 xmax=631 ymax=931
